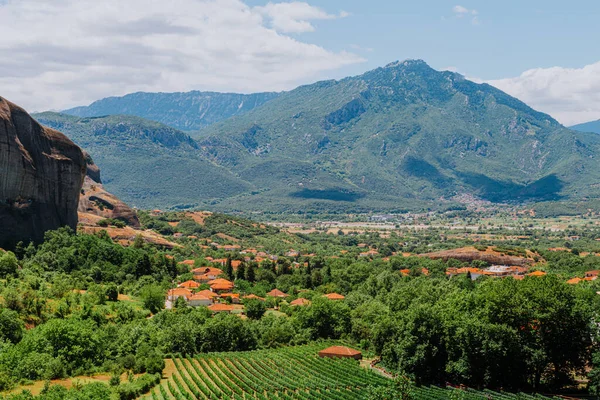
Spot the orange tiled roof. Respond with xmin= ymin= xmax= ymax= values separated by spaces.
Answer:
xmin=197 ymin=289 xmax=218 ymax=298
xmin=323 ymin=293 xmax=345 ymax=300
xmin=188 ymin=293 xmax=211 ymax=301
xmin=179 ymin=260 xmax=195 ymax=266
xmin=267 ymin=289 xmax=288 ymax=298
xmin=219 ymin=293 xmax=240 ymax=298
xmin=210 ymin=282 xmax=234 ymax=290
xmin=207 ymin=304 xmax=234 ymax=312
xmin=527 ymin=270 xmax=547 ymax=277
xmin=208 ymin=278 xmax=233 ymax=285
xmin=290 ymin=298 xmax=311 ymax=306
xmin=566 ymin=277 xmax=582 ymax=285
xmin=167 ymin=288 xmax=192 ymax=298
xmin=318 ymin=346 xmax=361 ymax=356
xmin=192 ymin=267 xmax=223 ymax=275
xmin=243 ymin=294 xmax=265 ymax=301
xmin=178 ymin=280 xmax=200 ymax=288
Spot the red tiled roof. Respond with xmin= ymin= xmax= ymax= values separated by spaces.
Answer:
xmin=323 ymin=293 xmax=345 ymax=300
xmin=243 ymin=294 xmax=265 ymax=301
xmin=527 ymin=270 xmax=547 ymax=277
xmin=290 ymin=298 xmax=311 ymax=306
xmin=188 ymin=293 xmax=211 ymax=301
xmin=167 ymin=288 xmax=192 ymax=298
xmin=178 ymin=280 xmax=200 ymax=288
xmin=208 ymin=278 xmax=233 ymax=286
xmin=197 ymin=290 xmax=218 ymax=298
xmin=566 ymin=277 xmax=582 ymax=285
xmin=179 ymin=260 xmax=195 ymax=266
xmin=210 ymin=283 xmax=235 ymax=290
xmin=267 ymin=289 xmax=288 ymax=298
xmin=207 ymin=304 xmax=234 ymax=312
xmin=318 ymin=346 xmax=361 ymax=357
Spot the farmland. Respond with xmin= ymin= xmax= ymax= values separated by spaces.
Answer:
xmin=144 ymin=343 xmax=387 ymax=399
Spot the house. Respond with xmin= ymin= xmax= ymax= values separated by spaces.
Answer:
xmin=188 ymin=293 xmax=213 ymax=307
xmin=207 ymin=304 xmax=234 ymax=313
xmin=219 ymin=244 xmax=241 ymax=252
xmin=178 ymin=280 xmax=200 ymax=289
xmin=208 ymin=278 xmax=234 ymax=292
xmin=167 ymin=288 xmax=192 ymax=302
xmin=527 ymin=271 xmax=547 ymax=277
xmin=290 ymin=298 xmax=311 ymax=306
xmin=359 ymin=250 xmax=378 ymax=257
xmin=243 ymin=294 xmax=265 ymax=301
xmin=566 ymin=277 xmax=582 ymax=285
xmin=266 ymin=289 xmax=288 ymax=298
xmin=196 ymin=289 xmax=218 ymax=299
xmin=231 ymin=260 xmax=242 ymax=270
xmin=192 ymin=267 xmax=223 ymax=283
xmin=323 ymin=293 xmax=345 ymax=301
xmin=318 ymin=346 xmax=362 ymax=360
xmin=179 ymin=259 xmax=196 ymax=267
xmin=586 ymin=270 xmax=599 ymax=278
xmin=219 ymin=293 xmax=240 ymax=304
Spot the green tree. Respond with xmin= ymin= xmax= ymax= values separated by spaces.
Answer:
xmin=244 ymin=299 xmax=266 ymax=320
xmin=0 ymin=251 xmax=18 ymax=278
xmin=140 ymin=284 xmax=164 ymax=314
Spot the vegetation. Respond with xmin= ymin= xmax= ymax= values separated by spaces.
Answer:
xmin=2 ymin=210 xmax=600 ymax=398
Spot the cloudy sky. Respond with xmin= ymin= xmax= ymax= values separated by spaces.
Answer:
xmin=1 ymin=0 xmax=599 ymax=125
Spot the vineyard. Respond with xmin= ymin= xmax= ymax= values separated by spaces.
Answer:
xmin=139 ymin=343 xmax=566 ymax=400
xmin=142 ymin=343 xmax=387 ymax=399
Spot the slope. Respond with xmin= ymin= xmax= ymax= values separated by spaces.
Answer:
xmin=194 ymin=60 xmax=600 ymax=211
xmin=63 ymin=91 xmax=280 ymax=131
xmin=33 ymin=113 xmax=254 ymax=210
xmin=571 ymin=119 xmax=600 ymax=134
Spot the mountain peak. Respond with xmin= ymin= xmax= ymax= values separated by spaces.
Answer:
xmin=384 ymin=59 xmax=429 ymax=69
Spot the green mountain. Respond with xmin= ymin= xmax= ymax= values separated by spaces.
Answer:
xmin=35 ymin=60 xmax=600 ymax=213
xmin=193 ymin=60 xmax=600 ymax=211
xmin=32 ymin=113 xmax=253 ymax=210
xmin=571 ymin=119 xmax=600 ymax=134
xmin=63 ymin=91 xmax=280 ymax=131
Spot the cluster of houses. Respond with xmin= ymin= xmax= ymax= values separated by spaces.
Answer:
xmin=566 ymin=270 xmax=598 ymax=285
xmin=165 ymin=262 xmax=346 ymax=313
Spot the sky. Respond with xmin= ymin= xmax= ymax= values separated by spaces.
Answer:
xmin=1 ymin=0 xmax=599 ymax=125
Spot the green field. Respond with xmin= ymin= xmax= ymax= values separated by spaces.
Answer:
xmin=146 ymin=343 xmax=388 ymax=399
xmin=141 ymin=344 xmax=563 ymax=400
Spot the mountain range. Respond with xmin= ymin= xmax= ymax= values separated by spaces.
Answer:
xmin=63 ymin=91 xmax=279 ymax=131
xmin=571 ymin=119 xmax=600 ymax=134
xmin=35 ymin=60 xmax=600 ymax=213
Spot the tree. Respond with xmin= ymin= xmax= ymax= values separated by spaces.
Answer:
xmin=106 ymin=283 xmax=119 ymax=302
xmin=236 ymin=262 xmax=246 ymax=281
xmin=0 ymin=251 xmax=18 ymax=278
xmin=140 ymin=284 xmax=164 ymax=314
xmin=225 ymin=258 xmax=233 ymax=279
xmin=246 ymin=263 xmax=256 ymax=282
xmin=0 ymin=308 xmax=24 ymax=344
xmin=244 ymin=299 xmax=266 ymax=320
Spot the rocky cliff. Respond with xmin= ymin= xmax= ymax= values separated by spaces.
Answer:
xmin=78 ymin=151 xmax=140 ymax=227
xmin=0 ymin=97 xmax=86 ymax=248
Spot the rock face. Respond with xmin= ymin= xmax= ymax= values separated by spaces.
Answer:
xmin=0 ymin=97 xmax=86 ymax=248
xmin=78 ymin=151 xmax=140 ymax=227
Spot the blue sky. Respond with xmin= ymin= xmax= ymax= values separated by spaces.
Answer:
xmin=244 ymin=0 xmax=600 ymax=80
xmin=1 ymin=0 xmax=599 ymax=124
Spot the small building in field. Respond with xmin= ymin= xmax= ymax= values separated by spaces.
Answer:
xmin=318 ymin=346 xmax=362 ymax=360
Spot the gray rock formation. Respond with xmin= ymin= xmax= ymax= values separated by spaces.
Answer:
xmin=0 ymin=97 xmax=86 ymax=248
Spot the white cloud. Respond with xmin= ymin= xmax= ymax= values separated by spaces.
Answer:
xmin=487 ymin=61 xmax=600 ymax=126
xmin=255 ymin=2 xmax=349 ymax=33
xmin=0 ymin=0 xmax=363 ymax=111
xmin=452 ymin=5 xmax=479 ymax=25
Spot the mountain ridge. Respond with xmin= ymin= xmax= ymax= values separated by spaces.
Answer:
xmin=36 ymin=60 xmax=600 ymax=213
xmin=570 ymin=119 xmax=600 ymax=134
xmin=63 ymin=90 xmax=280 ymax=131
